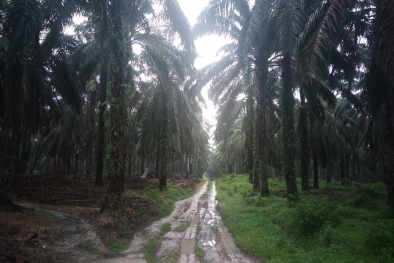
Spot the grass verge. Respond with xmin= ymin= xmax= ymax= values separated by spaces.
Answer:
xmin=175 ymin=221 xmax=189 ymax=232
xmin=195 ymin=246 xmax=208 ymax=263
xmin=144 ymin=237 xmax=161 ymax=263
xmin=215 ymin=174 xmax=394 ymax=263
xmin=160 ymin=222 xmax=171 ymax=236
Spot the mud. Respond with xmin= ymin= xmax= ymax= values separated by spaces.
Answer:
xmin=19 ymin=181 xmax=260 ymax=263
xmin=89 ymin=181 xmax=259 ymax=263
xmin=14 ymin=203 xmax=107 ymax=262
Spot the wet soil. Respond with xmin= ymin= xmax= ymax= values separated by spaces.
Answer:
xmin=91 ymin=182 xmax=259 ymax=263
xmin=2 ymin=179 xmax=259 ymax=263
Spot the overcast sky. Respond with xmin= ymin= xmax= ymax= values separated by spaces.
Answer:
xmin=177 ymin=0 xmax=229 ymax=140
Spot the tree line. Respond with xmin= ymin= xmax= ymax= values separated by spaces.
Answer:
xmin=0 ymin=0 xmax=210 ymax=209
xmin=197 ymin=0 xmax=394 ymax=207
xmin=1 ymin=0 xmax=394 ymax=210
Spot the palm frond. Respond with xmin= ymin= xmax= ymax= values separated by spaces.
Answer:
xmin=275 ymin=0 xmax=303 ymax=55
xmin=373 ymin=0 xmax=394 ymax=83
xmin=4 ymin=0 xmax=41 ymax=53
xmin=296 ymin=0 xmax=352 ymax=80
xmin=160 ymin=0 xmax=194 ymax=51
xmin=239 ymin=0 xmax=272 ymax=58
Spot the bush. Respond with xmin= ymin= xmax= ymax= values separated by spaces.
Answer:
xmin=349 ymin=187 xmax=380 ymax=209
xmin=291 ymin=198 xmax=340 ymax=236
xmin=365 ymin=219 xmax=394 ymax=257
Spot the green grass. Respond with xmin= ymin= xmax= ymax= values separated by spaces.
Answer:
xmin=175 ymin=221 xmax=189 ymax=232
xmin=88 ymin=246 xmax=101 ymax=255
xmin=160 ymin=222 xmax=171 ymax=235
xmin=106 ymin=242 xmax=129 ymax=252
xmin=144 ymin=237 xmax=161 ymax=263
xmin=133 ymin=185 xmax=195 ymax=218
xmin=215 ymin=174 xmax=394 ymax=263
xmin=195 ymin=246 xmax=208 ymax=263
xmin=207 ymin=180 xmax=213 ymax=191
xmin=196 ymin=224 xmax=201 ymax=234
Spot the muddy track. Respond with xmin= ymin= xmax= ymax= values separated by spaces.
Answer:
xmin=91 ymin=181 xmax=259 ymax=263
xmin=13 ymin=203 xmax=107 ymax=263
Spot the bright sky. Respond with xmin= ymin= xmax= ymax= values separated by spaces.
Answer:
xmin=70 ymin=1 xmax=224 ymax=142
xmin=177 ymin=0 xmax=229 ymax=141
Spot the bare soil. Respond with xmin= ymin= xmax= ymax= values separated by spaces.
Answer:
xmin=1 ymin=174 xmax=200 ymax=263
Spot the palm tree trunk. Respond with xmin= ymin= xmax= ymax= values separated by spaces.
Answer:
xmin=95 ymin=51 xmax=108 ymax=186
xmin=103 ymin=0 xmax=127 ymax=209
xmin=281 ymin=54 xmax=297 ymax=198
xmin=0 ymin=62 xmax=23 ymax=205
xmin=340 ymin=147 xmax=345 ymax=181
xmin=384 ymin=92 xmax=394 ymax=207
xmin=95 ymin=0 xmax=109 ymax=185
xmin=299 ymin=86 xmax=310 ymax=191
xmin=159 ymin=87 xmax=168 ymax=189
xmin=246 ymin=89 xmax=254 ymax=184
xmin=17 ymin=129 xmax=31 ymax=174
xmin=313 ymin=149 xmax=319 ymax=189
xmin=257 ymin=70 xmax=270 ymax=196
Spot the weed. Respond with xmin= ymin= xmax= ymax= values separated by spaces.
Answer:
xmin=88 ymin=246 xmax=101 ymax=255
xmin=140 ymin=186 xmax=194 ymax=218
xmin=365 ymin=219 xmax=394 ymax=257
xmin=144 ymin=237 xmax=161 ymax=263
xmin=207 ymin=181 xmax=213 ymax=191
xmin=196 ymin=224 xmax=201 ymax=234
xmin=160 ymin=222 xmax=171 ymax=236
xmin=291 ymin=198 xmax=340 ymax=236
xmin=159 ymin=250 xmax=179 ymax=263
xmin=107 ymin=242 xmax=128 ymax=252
xmin=215 ymin=174 xmax=394 ymax=263
xmin=195 ymin=246 xmax=208 ymax=263
xmin=175 ymin=221 xmax=189 ymax=232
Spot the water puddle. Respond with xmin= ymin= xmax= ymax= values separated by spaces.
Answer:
xmin=197 ymin=182 xmax=258 ymax=263
xmin=180 ymin=239 xmax=196 ymax=254
xmin=87 ymin=181 xmax=258 ymax=263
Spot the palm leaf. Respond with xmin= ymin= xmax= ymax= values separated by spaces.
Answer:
xmin=296 ymin=0 xmax=352 ymax=80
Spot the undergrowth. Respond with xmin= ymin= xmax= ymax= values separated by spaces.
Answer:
xmin=131 ymin=185 xmax=195 ymax=218
xmin=144 ymin=237 xmax=161 ymax=263
xmin=215 ymin=174 xmax=394 ymax=263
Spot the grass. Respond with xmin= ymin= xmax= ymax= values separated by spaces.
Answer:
xmin=106 ymin=242 xmax=129 ymax=252
xmin=207 ymin=180 xmax=213 ymax=191
xmin=160 ymin=222 xmax=171 ymax=235
xmin=130 ymin=185 xmax=195 ymax=218
xmin=215 ymin=174 xmax=394 ymax=263
xmin=196 ymin=224 xmax=201 ymax=234
xmin=175 ymin=221 xmax=189 ymax=232
xmin=195 ymin=246 xmax=208 ymax=263
xmin=88 ymin=246 xmax=101 ymax=255
xmin=144 ymin=237 xmax=161 ymax=263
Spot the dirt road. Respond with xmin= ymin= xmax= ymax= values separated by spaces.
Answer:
xmin=91 ymin=181 xmax=258 ymax=263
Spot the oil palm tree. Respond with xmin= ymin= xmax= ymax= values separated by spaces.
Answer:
xmin=364 ymin=0 xmax=394 ymax=206
xmin=0 ymin=0 xmax=93 ymax=205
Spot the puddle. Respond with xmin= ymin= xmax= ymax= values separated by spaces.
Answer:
xmin=180 ymin=239 xmax=196 ymax=254
xmin=220 ymin=232 xmax=239 ymax=254
xmin=64 ymin=180 xmax=258 ymax=263
xmin=197 ymin=182 xmax=258 ymax=263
